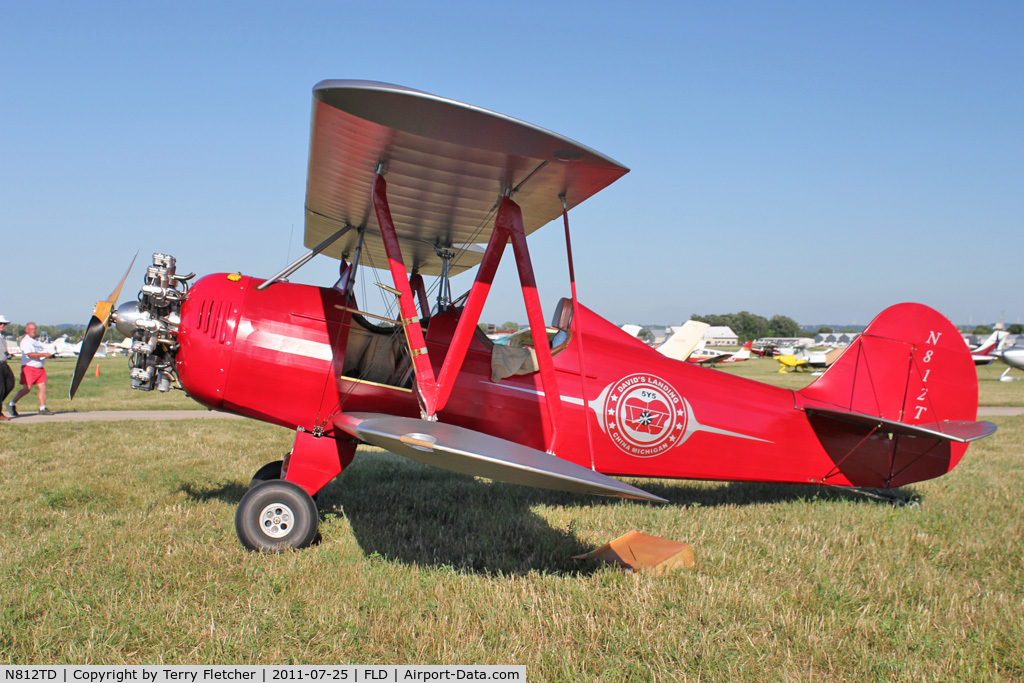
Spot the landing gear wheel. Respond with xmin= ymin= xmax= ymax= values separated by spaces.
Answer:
xmin=235 ymin=480 xmax=319 ymax=551
xmin=248 ymin=460 xmax=284 ymax=489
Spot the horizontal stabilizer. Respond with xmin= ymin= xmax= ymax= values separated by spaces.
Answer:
xmin=804 ymin=406 xmax=997 ymax=443
xmin=334 ymin=412 xmax=665 ymax=503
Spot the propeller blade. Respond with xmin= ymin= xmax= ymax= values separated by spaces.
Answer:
xmin=70 ymin=315 xmax=109 ymax=399
xmin=69 ymin=252 xmax=139 ymax=400
xmin=92 ymin=252 xmax=139 ymax=328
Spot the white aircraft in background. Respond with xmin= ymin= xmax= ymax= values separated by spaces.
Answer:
xmin=968 ymin=330 xmax=1007 ymax=366
xmin=993 ymin=338 xmax=1024 ymax=381
xmin=752 ymin=337 xmax=816 ymax=357
xmin=4 ymin=333 xmax=115 ymax=358
xmin=50 ymin=335 xmax=83 ymax=357
xmin=42 ymin=335 xmax=110 ymax=358
xmin=684 ymin=340 xmax=754 ymax=366
xmin=619 ymin=324 xmax=644 ymax=339
xmin=111 ymin=337 xmax=133 ymax=354
xmin=655 ymin=320 xmax=710 ymax=361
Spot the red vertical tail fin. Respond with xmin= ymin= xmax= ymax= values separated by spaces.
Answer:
xmin=797 ymin=303 xmax=994 ymax=488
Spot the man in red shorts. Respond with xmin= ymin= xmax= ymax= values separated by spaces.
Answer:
xmin=9 ymin=322 xmax=54 ymax=416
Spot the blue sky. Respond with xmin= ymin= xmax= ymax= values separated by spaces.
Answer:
xmin=2 ymin=1 xmax=1021 ymax=329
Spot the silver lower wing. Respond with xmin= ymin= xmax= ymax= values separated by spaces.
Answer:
xmin=334 ymin=412 xmax=665 ymax=503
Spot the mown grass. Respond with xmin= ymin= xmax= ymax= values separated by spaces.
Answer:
xmin=7 ymin=356 xmax=201 ymax=412
xmin=970 ymin=362 xmax=1024 ymax=406
xmin=0 ymin=416 xmax=1021 ymax=678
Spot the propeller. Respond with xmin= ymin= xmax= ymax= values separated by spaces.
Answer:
xmin=69 ymin=253 xmax=138 ymax=399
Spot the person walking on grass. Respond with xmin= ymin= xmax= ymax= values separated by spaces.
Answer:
xmin=0 ymin=316 xmax=15 ymax=421
xmin=9 ymin=322 xmax=54 ymax=416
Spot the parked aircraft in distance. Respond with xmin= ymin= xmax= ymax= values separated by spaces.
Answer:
xmin=50 ymin=335 xmax=82 ymax=357
xmin=994 ymin=341 xmax=1024 ymax=381
xmin=655 ymin=320 xmax=709 ymax=361
xmin=776 ymin=347 xmax=845 ymax=374
xmin=685 ymin=341 xmax=753 ymax=366
xmin=34 ymin=335 xmax=109 ymax=359
xmin=108 ymin=337 xmax=133 ymax=355
xmin=753 ymin=337 xmax=816 ymax=357
xmin=967 ymin=330 xmax=1007 ymax=366
xmin=5 ymin=331 xmax=116 ymax=359
xmin=620 ymin=324 xmax=644 ymax=339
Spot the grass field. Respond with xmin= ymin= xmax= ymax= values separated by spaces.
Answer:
xmin=6 ymin=356 xmax=202 ymax=412
xmin=1 ymin=354 xmax=1022 ymax=677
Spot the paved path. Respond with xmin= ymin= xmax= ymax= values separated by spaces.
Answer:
xmin=977 ymin=406 xmax=1024 ymax=416
xmin=2 ymin=410 xmax=243 ymax=425
xmin=3 ymin=406 xmax=1022 ymax=425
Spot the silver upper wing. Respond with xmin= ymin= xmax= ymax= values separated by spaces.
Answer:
xmin=305 ymin=80 xmax=629 ymax=276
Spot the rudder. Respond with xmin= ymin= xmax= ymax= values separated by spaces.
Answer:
xmin=799 ymin=303 xmax=978 ymax=424
xmin=797 ymin=303 xmax=989 ymax=488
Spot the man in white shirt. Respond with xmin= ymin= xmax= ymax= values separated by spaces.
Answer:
xmin=9 ymin=322 xmax=54 ymax=416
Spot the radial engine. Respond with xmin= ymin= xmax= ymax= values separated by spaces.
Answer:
xmin=113 ymin=253 xmax=193 ymax=392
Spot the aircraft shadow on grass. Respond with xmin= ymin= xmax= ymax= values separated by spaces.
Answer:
xmin=180 ymin=452 xmax=921 ymax=576
xmin=179 ymin=481 xmax=249 ymax=504
xmin=179 ymin=466 xmax=599 ymax=576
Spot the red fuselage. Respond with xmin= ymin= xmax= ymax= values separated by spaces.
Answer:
xmin=175 ymin=273 xmax=969 ymax=490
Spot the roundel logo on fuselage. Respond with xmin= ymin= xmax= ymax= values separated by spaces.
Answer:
xmin=603 ymin=373 xmax=686 ymax=457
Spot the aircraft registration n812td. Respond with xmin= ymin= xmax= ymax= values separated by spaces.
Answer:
xmin=70 ymin=80 xmax=996 ymax=551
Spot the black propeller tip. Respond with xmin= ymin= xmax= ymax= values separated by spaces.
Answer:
xmin=69 ymin=315 xmax=108 ymax=400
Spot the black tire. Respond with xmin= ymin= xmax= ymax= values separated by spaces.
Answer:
xmin=235 ymin=480 xmax=319 ymax=552
xmin=248 ymin=460 xmax=284 ymax=490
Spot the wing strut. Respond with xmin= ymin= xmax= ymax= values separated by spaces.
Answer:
xmin=371 ymin=173 xmax=563 ymax=451
xmin=256 ymin=224 xmax=353 ymax=291
xmin=371 ymin=174 xmax=441 ymax=413
xmin=433 ymin=194 xmax=563 ymax=451
xmin=561 ymin=195 xmax=596 ymax=469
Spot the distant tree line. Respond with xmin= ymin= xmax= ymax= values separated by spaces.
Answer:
xmin=969 ymin=324 xmax=1024 ymax=335
xmin=687 ymin=315 xmax=1024 ymax=342
xmin=690 ymin=311 xmax=802 ymax=342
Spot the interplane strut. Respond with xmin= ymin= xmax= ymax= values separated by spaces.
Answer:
xmin=371 ymin=174 xmax=563 ymax=451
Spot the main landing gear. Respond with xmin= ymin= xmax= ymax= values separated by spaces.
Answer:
xmin=235 ymin=479 xmax=319 ymax=551
xmin=234 ymin=433 xmax=355 ymax=551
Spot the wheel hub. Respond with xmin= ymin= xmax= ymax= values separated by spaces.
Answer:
xmin=258 ymin=503 xmax=295 ymax=538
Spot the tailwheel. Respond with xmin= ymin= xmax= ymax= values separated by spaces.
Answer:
xmin=235 ymin=480 xmax=319 ymax=552
xmin=248 ymin=459 xmax=284 ymax=489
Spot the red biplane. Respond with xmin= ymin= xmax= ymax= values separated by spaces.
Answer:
xmin=72 ymin=80 xmax=996 ymax=551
